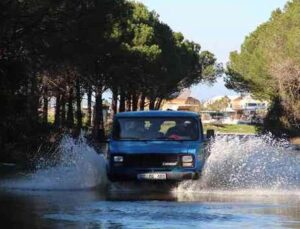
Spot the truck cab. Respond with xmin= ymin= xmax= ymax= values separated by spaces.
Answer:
xmin=107 ymin=111 xmax=206 ymax=182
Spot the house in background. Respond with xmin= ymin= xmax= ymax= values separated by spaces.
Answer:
xmin=229 ymin=94 xmax=268 ymax=121
xmin=201 ymin=94 xmax=269 ymax=124
xmin=161 ymin=89 xmax=201 ymax=113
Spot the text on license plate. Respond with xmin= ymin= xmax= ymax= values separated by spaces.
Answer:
xmin=137 ymin=173 xmax=167 ymax=180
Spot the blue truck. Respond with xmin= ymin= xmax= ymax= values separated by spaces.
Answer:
xmin=107 ymin=111 xmax=211 ymax=182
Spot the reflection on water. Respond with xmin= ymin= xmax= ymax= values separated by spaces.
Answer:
xmin=0 ymin=188 xmax=300 ymax=228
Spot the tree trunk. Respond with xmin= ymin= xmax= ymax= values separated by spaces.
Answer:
xmin=92 ymin=90 xmax=105 ymax=141
xmin=87 ymin=87 xmax=92 ymax=127
xmin=25 ymin=74 xmax=38 ymax=124
xmin=75 ymin=79 xmax=82 ymax=130
xmin=149 ymin=98 xmax=155 ymax=110
xmin=61 ymin=94 xmax=66 ymax=127
xmin=66 ymin=87 xmax=74 ymax=128
xmin=132 ymin=93 xmax=138 ymax=111
xmin=119 ymin=90 xmax=125 ymax=112
xmin=54 ymin=93 xmax=61 ymax=127
xmin=42 ymin=86 xmax=48 ymax=124
xmin=155 ymin=98 xmax=163 ymax=110
xmin=126 ymin=93 xmax=132 ymax=111
xmin=112 ymin=87 xmax=118 ymax=115
xmin=139 ymin=93 xmax=145 ymax=110
xmin=30 ymin=73 xmax=39 ymax=123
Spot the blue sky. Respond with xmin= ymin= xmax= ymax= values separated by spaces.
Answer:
xmin=138 ymin=0 xmax=288 ymax=101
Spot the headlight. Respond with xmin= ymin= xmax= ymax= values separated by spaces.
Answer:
xmin=182 ymin=162 xmax=193 ymax=167
xmin=113 ymin=156 xmax=124 ymax=162
xmin=182 ymin=155 xmax=193 ymax=167
xmin=182 ymin=155 xmax=193 ymax=163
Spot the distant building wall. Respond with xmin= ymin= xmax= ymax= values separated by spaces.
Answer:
xmin=202 ymin=94 xmax=269 ymax=124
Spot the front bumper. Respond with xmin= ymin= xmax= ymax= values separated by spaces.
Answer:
xmin=107 ymin=169 xmax=200 ymax=182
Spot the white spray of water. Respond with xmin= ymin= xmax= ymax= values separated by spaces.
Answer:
xmin=2 ymin=133 xmax=299 ymax=194
xmin=177 ymin=134 xmax=300 ymax=193
xmin=0 ymin=135 xmax=107 ymax=190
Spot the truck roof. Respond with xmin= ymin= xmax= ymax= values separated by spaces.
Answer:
xmin=115 ymin=110 xmax=199 ymax=118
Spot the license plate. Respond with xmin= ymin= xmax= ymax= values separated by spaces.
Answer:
xmin=137 ymin=173 xmax=167 ymax=180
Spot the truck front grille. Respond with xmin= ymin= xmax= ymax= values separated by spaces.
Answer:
xmin=123 ymin=153 xmax=179 ymax=168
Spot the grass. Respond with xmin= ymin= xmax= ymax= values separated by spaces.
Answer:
xmin=291 ymin=137 xmax=300 ymax=146
xmin=161 ymin=122 xmax=258 ymax=135
xmin=203 ymin=123 xmax=258 ymax=134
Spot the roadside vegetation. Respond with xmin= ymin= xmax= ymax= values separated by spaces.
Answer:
xmin=0 ymin=0 xmax=221 ymax=162
xmin=203 ymin=124 xmax=258 ymax=134
xmin=225 ymin=0 xmax=300 ymax=137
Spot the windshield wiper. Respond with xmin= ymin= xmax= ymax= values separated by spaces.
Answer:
xmin=121 ymin=137 xmax=140 ymax=140
xmin=155 ymin=136 xmax=168 ymax=140
xmin=122 ymin=137 xmax=152 ymax=141
xmin=153 ymin=136 xmax=185 ymax=142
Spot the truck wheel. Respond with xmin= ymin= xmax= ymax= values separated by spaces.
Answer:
xmin=193 ymin=172 xmax=200 ymax=180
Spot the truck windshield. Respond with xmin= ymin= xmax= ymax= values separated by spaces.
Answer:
xmin=113 ymin=117 xmax=199 ymax=141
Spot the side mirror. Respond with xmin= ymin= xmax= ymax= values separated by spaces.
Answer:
xmin=100 ymin=136 xmax=111 ymax=143
xmin=103 ymin=139 xmax=110 ymax=143
xmin=206 ymin=129 xmax=215 ymax=140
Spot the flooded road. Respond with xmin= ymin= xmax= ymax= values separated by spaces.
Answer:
xmin=0 ymin=188 xmax=300 ymax=228
xmin=0 ymin=135 xmax=300 ymax=228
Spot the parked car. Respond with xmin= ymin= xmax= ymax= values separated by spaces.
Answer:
xmin=106 ymin=111 xmax=211 ymax=182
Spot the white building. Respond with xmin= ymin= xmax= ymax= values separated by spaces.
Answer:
xmin=202 ymin=94 xmax=269 ymax=124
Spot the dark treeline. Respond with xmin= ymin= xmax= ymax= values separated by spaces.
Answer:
xmin=0 ymin=0 xmax=221 ymax=162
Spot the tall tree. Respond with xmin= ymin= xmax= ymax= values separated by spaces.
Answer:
xmin=225 ymin=0 xmax=300 ymax=135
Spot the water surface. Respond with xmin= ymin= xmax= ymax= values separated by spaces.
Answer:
xmin=0 ymin=134 xmax=299 ymax=228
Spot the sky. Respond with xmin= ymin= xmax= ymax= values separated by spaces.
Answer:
xmin=138 ymin=0 xmax=288 ymax=101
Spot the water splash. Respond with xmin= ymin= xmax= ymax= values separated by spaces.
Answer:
xmin=177 ymin=134 xmax=300 ymax=193
xmin=2 ymin=133 xmax=300 ymax=193
xmin=0 ymin=134 xmax=107 ymax=190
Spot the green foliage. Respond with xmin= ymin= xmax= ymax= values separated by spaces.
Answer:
xmin=205 ymin=96 xmax=230 ymax=112
xmin=225 ymin=0 xmax=300 ymax=136
xmin=0 ymin=0 xmax=221 ymax=161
